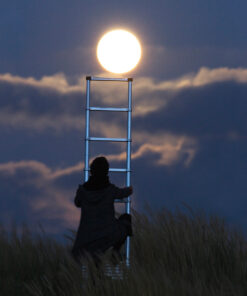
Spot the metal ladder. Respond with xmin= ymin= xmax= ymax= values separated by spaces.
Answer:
xmin=84 ymin=76 xmax=133 ymax=267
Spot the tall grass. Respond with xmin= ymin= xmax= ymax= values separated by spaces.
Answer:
xmin=1 ymin=206 xmax=247 ymax=296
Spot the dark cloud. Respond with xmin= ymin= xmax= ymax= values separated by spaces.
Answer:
xmin=1 ymin=134 xmax=246 ymax=239
xmin=0 ymin=160 xmax=80 ymax=234
xmin=0 ymin=81 xmax=81 ymax=117
xmin=134 ymin=81 xmax=247 ymax=139
xmin=0 ymin=69 xmax=246 ymax=238
xmin=133 ymin=137 xmax=247 ymax=234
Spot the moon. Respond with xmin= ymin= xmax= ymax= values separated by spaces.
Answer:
xmin=97 ymin=29 xmax=142 ymax=74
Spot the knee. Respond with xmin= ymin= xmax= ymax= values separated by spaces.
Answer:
xmin=119 ymin=213 xmax=131 ymax=222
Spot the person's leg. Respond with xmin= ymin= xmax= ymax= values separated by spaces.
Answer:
xmin=113 ymin=237 xmax=126 ymax=252
xmin=118 ymin=213 xmax=133 ymax=236
xmin=71 ymin=247 xmax=83 ymax=266
xmin=111 ymin=214 xmax=133 ymax=263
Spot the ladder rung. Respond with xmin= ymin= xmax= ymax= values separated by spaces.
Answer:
xmin=89 ymin=107 xmax=129 ymax=112
xmin=115 ymin=199 xmax=128 ymax=203
xmin=110 ymin=168 xmax=130 ymax=172
xmin=87 ymin=137 xmax=130 ymax=142
xmin=87 ymin=76 xmax=132 ymax=82
xmin=84 ymin=168 xmax=130 ymax=172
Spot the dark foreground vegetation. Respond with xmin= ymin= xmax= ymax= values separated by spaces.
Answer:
xmin=1 ymin=206 xmax=247 ymax=296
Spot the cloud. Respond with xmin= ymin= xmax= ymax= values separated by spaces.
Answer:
xmin=0 ymin=160 xmax=80 ymax=233
xmin=0 ymin=73 xmax=83 ymax=94
xmin=1 ymin=135 xmax=247 ymax=235
xmin=0 ymin=130 xmax=196 ymax=233
xmin=134 ymin=80 xmax=247 ymax=139
xmin=0 ymin=109 xmax=83 ymax=131
xmin=2 ymin=66 xmax=245 ymax=171
xmin=106 ymin=132 xmax=196 ymax=167
xmin=0 ymin=160 xmax=83 ymax=181
xmin=0 ymin=127 xmax=197 ymax=225
xmin=1 ymin=66 xmax=247 ymax=132
xmin=132 ymin=66 xmax=247 ymax=92
xmin=0 ymin=132 xmax=196 ymax=183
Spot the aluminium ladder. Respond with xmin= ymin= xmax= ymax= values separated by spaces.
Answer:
xmin=84 ymin=76 xmax=133 ymax=267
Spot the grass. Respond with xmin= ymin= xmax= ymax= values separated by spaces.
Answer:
xmin=1 ymin=206 xmax=247 ymax=296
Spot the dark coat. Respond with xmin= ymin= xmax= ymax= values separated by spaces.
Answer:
xmin=72 ymin=183 xmax=132 ymax=256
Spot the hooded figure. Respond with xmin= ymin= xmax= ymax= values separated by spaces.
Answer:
xmin=71 ymin=156 xmax=133 ymax=264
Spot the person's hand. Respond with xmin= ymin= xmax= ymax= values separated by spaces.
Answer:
xmin=129 ymin=186 xmax=133 ymax=195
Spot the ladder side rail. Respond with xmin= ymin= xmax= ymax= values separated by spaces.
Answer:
xmin=126 ymin=79 xmax=132 ymax=209
xmin=84 ymin=79 xmax=91 ymax=182
xmin=125 ymin=79 xmax=132 ymax=267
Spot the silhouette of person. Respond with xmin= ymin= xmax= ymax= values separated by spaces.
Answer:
xmin=71 ymin=156 xmax=133 ymax=265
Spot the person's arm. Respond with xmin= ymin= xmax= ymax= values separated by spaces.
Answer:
xmin=112 ymin=185 xmax=133 ymax=200
xmin=74 ymin=185 xmax=84 ymax=207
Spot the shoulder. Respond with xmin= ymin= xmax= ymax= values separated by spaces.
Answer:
xmin=75 ymin=185 xmax=87 ymax=197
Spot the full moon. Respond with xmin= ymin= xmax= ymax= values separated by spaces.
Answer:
xmin=97 ymin=29 xmax=142 ymax=74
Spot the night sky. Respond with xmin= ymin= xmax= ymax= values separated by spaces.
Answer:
xmin=1 ymin=0 xmax=246 ymax=238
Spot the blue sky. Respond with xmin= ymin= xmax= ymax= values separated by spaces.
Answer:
xmin=0 ymin=0 xmax=246 ymax=238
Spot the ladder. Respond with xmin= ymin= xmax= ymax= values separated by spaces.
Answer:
xmin=84 ymin=76 xmax=133 ymax=267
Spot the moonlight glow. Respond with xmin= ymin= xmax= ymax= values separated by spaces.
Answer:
xmin=97 ymin=29 xmax=142 ymax=74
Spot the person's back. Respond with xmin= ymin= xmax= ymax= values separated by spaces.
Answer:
xmin=71 ymin=156 xmax=133 ymax=263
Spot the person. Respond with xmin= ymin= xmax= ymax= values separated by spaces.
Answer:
xmin=71 ymin=156 xmax=133 ymax=266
